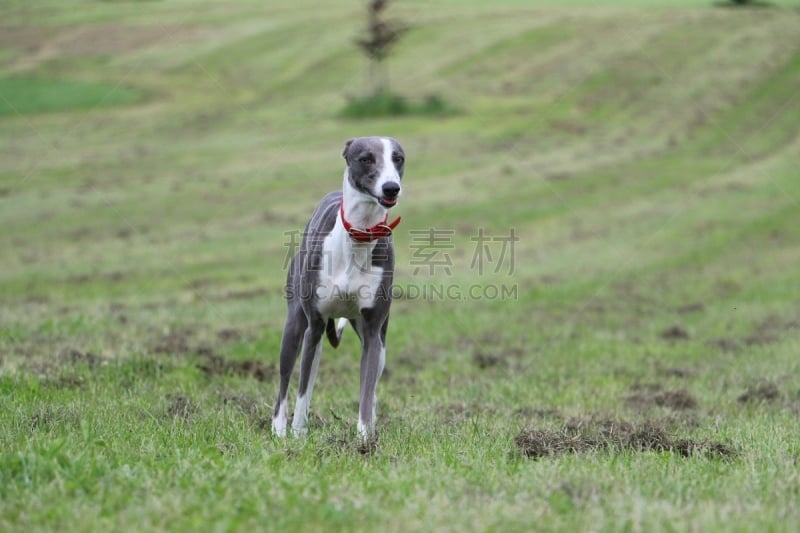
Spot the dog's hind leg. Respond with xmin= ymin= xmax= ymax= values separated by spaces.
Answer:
xmin=324 ymin=317 xmax=349 ymax=348
xmin=292 ymin=316 xmax=325 ymax=436
xmin=272 ymin=303 xmax=307 ymax=437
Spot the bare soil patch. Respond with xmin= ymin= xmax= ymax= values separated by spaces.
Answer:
xmin=737 ymin=382 xmax=781 ymax=404
xmin=60 ymin=348 xmax=106 ymax=367
xmin=661 ymin=324 xmax=690 ymax=341
xmin=743 ymin=315 xmax=799 ymax=346
xmin=3 ymin=23 xmax=203 ymax=70
xmin=710 ymin=337 xmax=740 ymax=352
xmin=516 ymin=417 xmax=734 ymax=460
xmin=467 ymin=333 xmax=525 ymax=371
xmin=440 ymin=402 xmax=498 ymax=423
xmin=513 ymin=406 xmax=563 ymax=422
xmin=625 ymin=387 xmax=699 ymax=411
xmin=0 ymin=26 xmax=55 ymax=53
xmin=43 ymin=375 xmax=86 ymax=390
xmin=473 ymin=351 xmax=508 ymax=370
xmin=710 ymin=316 xmax=798 ymax=352
xmin=675 ymin=302 xmax=705 ymax=314
xmin=164 ymin=394 xmax=198 ymax=420
xmin=27 ymin=348 xmax=106 ymax=388
xmin=197 ymin=353 xmax=275 ymax=382
xmin=656 ymin=365 xmax=693 ymax=379
xmin=357 ymin=437 xmax=380 ymax=456
xmin=219 ymin=392 xmax=262 ymax=417
xmin=30 ymin=405 xmax=79 ymax=430
xmin=216 ymin=328 xmax=243 ymax=342
xmin=151 ymin=328 xmax=194 ymax=355
xmin=318 ymin=430 xmax=380 ymax=456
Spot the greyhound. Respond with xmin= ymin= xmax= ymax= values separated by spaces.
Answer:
xmin=272 ymin=136 xmax=405 ymax=440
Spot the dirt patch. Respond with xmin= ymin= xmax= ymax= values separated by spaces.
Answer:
xmin=711 ymin=317 xmax=798 ymax=351
xmin=256 ymin=417 xmax=273 ymax=432
xmin=217 ymin=328 xmax=243 ymax=342
xmin=440 ymin=402 xmax=495 ymax=423
xmin=743 ymin=315 xmax=798 ymax=346
xmin=625 ymin=388 xmax=698 ymax=411
xmin=318 ymin=430 xmax=379 ymax=456
xmin=24 ymin=24 xmax=191 ymax=55
xmin=24 ymin=294 xmax=51 ymax=304
xmin=467 ymin=334 xmax=525 ymax=371
xmin=395 ymin=353 xmax=423 ymax=370
xmin=473 ymin=351 xmax=508 ymax=370
xmin=744 ymin=319 xmax=781 ymax=346
xmin=550 ymin=119 xmax=588 ymax=136
xmin=675 ymin=302 xmax=705 ymax=314
xmin=0 ymin=26 xmax=55 ymax=53
xmin=321 ymin=431 xmax=380 ymax=456
xmin=656 ymin=365 xmax=693 ymax=379
xmin=30 ymin=405 xmax=79 ymax=430
xmin=151 ymin=329 xmax=194 ymax=355
xmin=661 ymin=324 xmax=690 ymax=341
xmin=516 ymin=417 xmax=734 ymax=460
xmin=33 ymin=349 xmax=106 ymax=388
xmin=4 ymin=23 xmax=203 ymax=70
xmin=513 ymin=407 xmax=562 ymax=422
xmin=59 ymin=348 xmax=106 ymax=367
xmin=165 ymin=394 xmax=198 ymax=420
xmin=197 ymin=354 xmax=275 ymax=382
xmin=710 ymin=337 xmax=740 ymax=352
xmin=42 ymin=375 xmax=86 ymax=390
xmin=737 ymin=382 xmax=781 ymax=404
xmin=357 ymin=437 xmax=380 ymax=455
xmin=64 ymin=271 xmax=125 ymax=285
xmin=220 ymin=392 xmax=263 ymax=418
xmin=629 ymin=381 xmax=663 ymax=393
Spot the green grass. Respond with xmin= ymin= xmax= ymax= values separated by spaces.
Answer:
xmin=0 ymin=78 xmax=141 ymax=116
xmin=1 ymin=0 xmax=800 ymax=531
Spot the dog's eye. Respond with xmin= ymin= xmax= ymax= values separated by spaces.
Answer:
xmin=393 ymin=156 xmax=404 ymax=165
xmin=359 ymin=156 xmax=374 ymax=165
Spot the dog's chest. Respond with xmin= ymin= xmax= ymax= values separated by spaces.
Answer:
xmin=314 ymin=230 xmax=383 ymax=318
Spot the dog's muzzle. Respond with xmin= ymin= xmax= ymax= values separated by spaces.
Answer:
xmin=379 ymin=181 xmax=401 ymax=207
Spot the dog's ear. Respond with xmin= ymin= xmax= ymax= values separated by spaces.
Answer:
xmin=342 ymin=138 xmax=355 ymax=160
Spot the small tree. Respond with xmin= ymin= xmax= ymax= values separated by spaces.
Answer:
xmin=355 ymin=0 xmax=408 ymax=96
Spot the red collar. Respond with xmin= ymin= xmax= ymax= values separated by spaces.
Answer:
xmin=339 ymin=200 xmax=401 ymax=243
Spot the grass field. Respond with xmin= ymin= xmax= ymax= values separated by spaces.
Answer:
xmin=2 ymin=0 xmax=800 ymax=530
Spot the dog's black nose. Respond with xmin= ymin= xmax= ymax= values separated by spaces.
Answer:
xmin=382 ymin=182 xmax=401 ymax=198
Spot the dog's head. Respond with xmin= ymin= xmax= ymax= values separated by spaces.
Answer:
xmin=342 ymin=136 xmax=404 ymax=209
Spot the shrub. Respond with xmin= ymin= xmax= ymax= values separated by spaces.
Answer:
xmin=340 ymin=92 xmax=455 ymax=119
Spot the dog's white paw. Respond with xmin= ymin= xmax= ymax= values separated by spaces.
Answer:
xmin=272 ymin=419 xmax=287 ymax=437
xmin=357 ymin=418 xmax=375 ymax=442
xmin=272 ymin=402 xmax=288 ymax=437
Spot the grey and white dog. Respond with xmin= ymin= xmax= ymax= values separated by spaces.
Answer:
xmin=272 ymin=136 xmax=405 ymax=440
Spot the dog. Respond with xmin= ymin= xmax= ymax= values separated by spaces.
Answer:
xmin=272 ymin=136 xmax=405 ymax=440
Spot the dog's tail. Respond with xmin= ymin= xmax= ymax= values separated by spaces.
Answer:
xmin=325 ymin=318 xmax=348 ymax=348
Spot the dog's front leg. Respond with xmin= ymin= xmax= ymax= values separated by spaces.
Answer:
xmin=358 ymin=331 xmax=385 ymax=441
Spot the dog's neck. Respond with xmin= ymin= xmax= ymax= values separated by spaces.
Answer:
xmin=339 ymin=170 xmax=388 ymax=234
